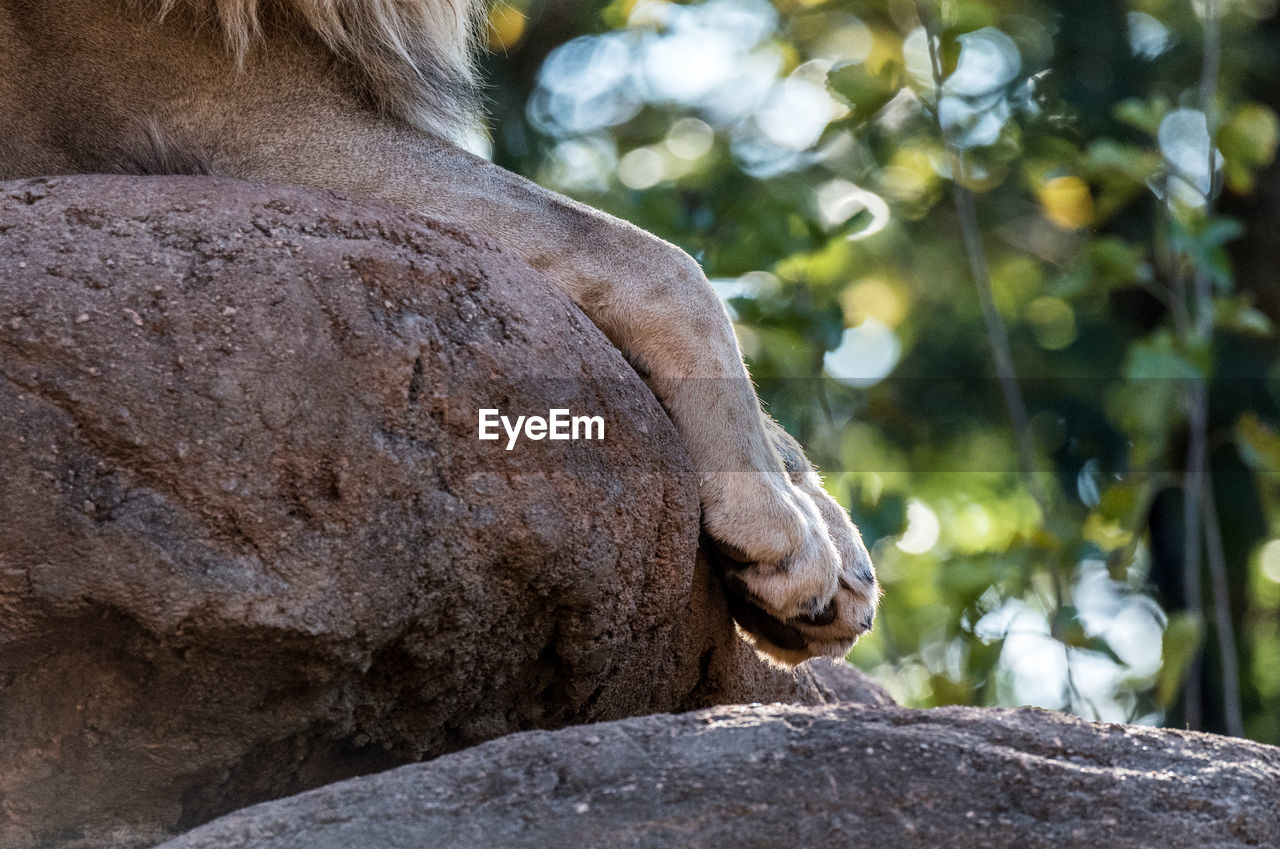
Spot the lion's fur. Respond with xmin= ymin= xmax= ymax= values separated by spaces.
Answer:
xmin=144 ymin=0 xmax=486 ymax=138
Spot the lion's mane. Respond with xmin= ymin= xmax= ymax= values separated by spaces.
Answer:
xmin=145 ymin=0 xmax=486 ymax=138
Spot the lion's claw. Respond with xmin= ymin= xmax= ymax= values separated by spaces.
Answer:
xmin=795 ymin=598 xmax=836 ymax=627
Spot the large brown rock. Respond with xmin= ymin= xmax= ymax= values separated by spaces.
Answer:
xmin=158 ymin=703 xmax=1280 ymax=849
xmin=0 ymin=176 xmax=890 ymax=849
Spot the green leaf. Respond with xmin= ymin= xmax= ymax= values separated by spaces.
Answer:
xmin=1219 ymin=103 xmax=1280 ymax=193
xmin=1112 ymin=331 xmax=1206 ymax=464
xmin=1088 ymin=237 xmax=1145 ymax=290
xmin=928 ymin=672 xmax=976 ymax=707
xmin=1215 ymin=297 xmax=1274 ymax=337
xmin=840 ymin=206 xmax=876 ymax=239
xmin=1084 ymin=140 xmax=1162 ymax=184
xmin=827 ymin=61 xmax=902 ymax=121
xmin=1123 ymin=330 xmax=1205 ymax=382
xmin=1081 ymin=636 xmax=1126 ymax=666
xmin=1113 ymin=96 xmax=1170 ymax=136
xmin=1096 ymin=482 xmax=1140 ymax=524
xmin=1167 ymin=215 xmax=1242 ymax=293
xmin=1157 ymin=613 xmax=1204 ymax=708
xmin=1051 ymin=605 xmax=1088 ymax=647
xmin=1080 ymin=141 xmax=1161 ymax=221
xmin=940 ymin=558 xmax=997 ymax=601
xmin=1237 ymin=412 xmax=1280 ymax=474
xmin=1199 ymin=217 xmax=1246 ymax=248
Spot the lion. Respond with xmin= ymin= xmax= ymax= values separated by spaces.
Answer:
xmin=0 ymin=0 xmax=879 ymax=665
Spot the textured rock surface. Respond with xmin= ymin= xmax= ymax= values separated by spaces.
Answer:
xmin=160 ymin=702 xmax=1280 ymax=849
xmin=0 ymin=176 xmax=890 ymax=849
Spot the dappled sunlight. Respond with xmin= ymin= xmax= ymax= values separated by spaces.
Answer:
xmin=528 ymin=0 xmax=867 ymax=183
xmin=897 ymin=499 xmax=941 ymax=554
xmin=1156 ymin=108 xmax=1225 ymax=208
xmin=824 ymin=317 xmax=901 ymax=387
xmin=1262 ymin=540 xmax=1280 ymax=582
xmin=815 ymin=178 xmax=892 ymax=236
xmin=1128 ymin=11 xmax=1174 ymax=59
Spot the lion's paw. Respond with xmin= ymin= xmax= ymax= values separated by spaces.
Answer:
xmin=703 ymin=424 xmax=879 ymax=667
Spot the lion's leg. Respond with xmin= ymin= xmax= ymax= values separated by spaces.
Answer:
xmin=252 ymin=128 xmax=880 ymax=664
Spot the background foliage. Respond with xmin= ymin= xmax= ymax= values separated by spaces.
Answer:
xmin=480 ymin=0 xmax=1280 ymax=741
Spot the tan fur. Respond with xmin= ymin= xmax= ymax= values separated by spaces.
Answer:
xmin=143 ymin=0 xmax=485 ymax=139
xmin=0 ymin=0 xmax=878 ymax=664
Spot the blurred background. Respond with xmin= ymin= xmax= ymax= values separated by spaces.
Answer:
xmin=476 ymin=0 xmax=1280 ymax=742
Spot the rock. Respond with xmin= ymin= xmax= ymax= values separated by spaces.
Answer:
xmin=158 ymin=702 xmax=1280 ymax=849
xmin=0 ymin=176 xmax=889 ymax=849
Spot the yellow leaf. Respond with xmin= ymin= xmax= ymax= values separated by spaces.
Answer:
xmin=1039 ymin=176 xmax=1095 ymax=230
xmin=1220 ymin=103 xmax=1280 ymax=193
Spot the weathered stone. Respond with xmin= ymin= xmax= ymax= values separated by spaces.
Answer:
xmin=0 ymin=176 xmax=889 ymax=849
xmin=159 ymin=703 xmax=1280 ymax=849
